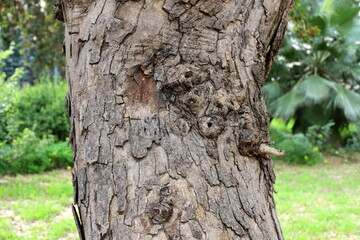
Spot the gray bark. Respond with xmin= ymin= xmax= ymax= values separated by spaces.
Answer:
xmin=58 ymin=0 xmax=294 ymax=239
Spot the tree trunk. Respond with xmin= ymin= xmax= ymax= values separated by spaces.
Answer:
xmin=59 ymin=0 xmax=293 ymax=239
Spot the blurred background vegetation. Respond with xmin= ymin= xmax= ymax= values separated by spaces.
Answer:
xmin=266 ymin=0 xmax=360 ymax=164
xmin=0 ymin=0 xmax=64 ymax=82
xmin=0 ymin=0 xmax=70 ymax=173
xmin=0 ymin=0 xmax=359 ymax=173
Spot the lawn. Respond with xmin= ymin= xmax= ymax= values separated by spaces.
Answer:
xmin=275 ymin=161 xmax=360 ymax=240
xmin=0 ymin=171 xmax=77 ymax=240
xmin=0 ymin=162 xmax=359 ymax=240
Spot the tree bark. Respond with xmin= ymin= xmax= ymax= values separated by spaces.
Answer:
xmin=60 ymin=0 xmax=294 ymax=239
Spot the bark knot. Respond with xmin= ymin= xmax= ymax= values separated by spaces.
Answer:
xmin=198 ymin=115 xmax=225 ymax=138
xmin=147 ymin=202 xmax=174 ymax=224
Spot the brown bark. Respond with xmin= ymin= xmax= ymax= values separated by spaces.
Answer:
xmin=59 ymin=0 xmax=294 ymax=239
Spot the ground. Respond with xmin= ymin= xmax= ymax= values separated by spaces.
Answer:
xmin=0 ymin=160 xmax=359 ymax=240
xmin=275 ymin=160 xmax=360 ymax=240
xmin=0 ymin=171 xmax=77 ymax=240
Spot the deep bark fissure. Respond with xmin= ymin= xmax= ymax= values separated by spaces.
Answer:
xmin=59 ymin=0 xmax=295 ymax=239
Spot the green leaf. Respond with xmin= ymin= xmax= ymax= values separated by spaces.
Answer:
xmin=349 ymin=65 xmax=360 ymax=81
xmin=331 ymin=4 xmax=360 ymax=27
xmin=297 ymin=75 xmax=336 ymax=104
xmin=309 ymin=15 xmax=327 ymax=32
xmin=333 ymin=85 xmax=360 ymax=121
xmin=320 ymin=0 xmax=335 ymax=16
xmin=264 ymin=82 xmax=284 ymax=103
xmin=268 ymin=89 xmax=304 ymax=121
xmin=339 ymin=19 xmax=360 ymax=44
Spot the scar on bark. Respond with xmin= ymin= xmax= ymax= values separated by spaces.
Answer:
xmin=125 ymin=65 xmax=162 ymax=109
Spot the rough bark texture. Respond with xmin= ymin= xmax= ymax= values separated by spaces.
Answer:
xmin=60 ymin=0 xmax=294 ymax=239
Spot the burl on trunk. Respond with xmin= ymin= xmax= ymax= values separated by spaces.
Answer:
xmin=56 ymin=0 xmax=293 ymax=239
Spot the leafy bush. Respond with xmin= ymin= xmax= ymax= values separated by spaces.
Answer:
xmin=0 ymin=47 xmax=23 ymax=141
xmin=270 ymin=127 xmax=323 ymax=165
xmin=306 ymin=121 xmax=335 ymax=151
xmin=0 ymin=143 xmax=11 ymax=172
xmin=3 ymin=129 xmax=53 ymax=173
xmin=42 ymin=141 xmax=73 ymax=168
xmin=344 ymin=123 xmax=360 ymax=152
xmin=0 ymin=48 xmax=69 ymax=144
xmin=346 ymin=135 xmax=360 ymax=152
xmin=0 ymin=47 xmax=72 ymax=174
xmin=0 ymin=129 xmax=72 ymax=174
xmin=5 ymin=79 xmax=69 ymax=142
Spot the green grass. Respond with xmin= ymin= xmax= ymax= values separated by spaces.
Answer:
xmin=0 ymin=170 xmax=76 ymax=240
xmin=0 ymin=171 xmax=73 ymax=201
xmin=0 ymin=218 xmax=18 ymax=240
xmin=0 ymin=163 xmax=359 ymax=239
xmin=13 ymin=201 xmax=64 ymax=220
xmin=274 ymin=162 xmax=360 ymax=240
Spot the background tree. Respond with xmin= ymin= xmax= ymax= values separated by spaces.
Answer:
xmin=265 ymin=0 xmax=360 ymax=138
xmin=58 ymin=0 xmax=294 ymax=239
xmin=0 ymin=0 xmax=64 ymax=81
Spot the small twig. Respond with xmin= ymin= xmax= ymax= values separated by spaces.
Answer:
xmin=258 ymin=144 xmax=285 ymax=157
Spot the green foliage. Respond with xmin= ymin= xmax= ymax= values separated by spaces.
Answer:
xmin=306 ymin=121 xmax=335 ymax=150
xmin=43 ymin=142 xmax=73 ymax=168
xmin=0 ymin=48 xmax=21 ymax=141
xmin=270 ymin=118 xmax=295 ymax=133
xmin=0 ymin=143 xmax=10 ymax=172
xmin=0 ymin=45 xmax=14 ymax=65
xmin=346 ymin=136 xmax=360 ymax=151
xmin=0 ymin=48 xmax=71 ymax=174
xmin=265 ymin=0 xmax=360 ymax=136
xmin=3 ymin=129 xmax=54 ymax=174
xmin=0 ymin=129 xmax=72 ymax=174
xmin=271 ymin=127 xmax=323 ymax=165
xmin=5 ymin=79 xmax=69 ymax=142
xmin=344 ymin=122 xmax=360 ymax=151
xmin=0 ymin=47 xmax=69 ymax=143
xmin=0 ymin=0 xmax=64 ymax=75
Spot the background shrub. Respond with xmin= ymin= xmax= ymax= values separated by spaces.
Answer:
xmin=4 ymin=129 xmax=53 ymax=173
xmin=0 ymin=129 xmax=72 ymax=174
xmin=345 ymin=123 xmax=360 ymax=152
xmin=42 ymin=141 xmax=73 ymax=168
xmin=305 ymin=121 xmax=335 ymax=151
xmin=0 ymin=142 xmax=11 ymax=172
xmin=0 ymin=52 xmax=22 ymax=141
xmin=0 ymin=51 xmax=72 ymax=174
xmin=270 ymin=126 xmax=323 ymax=165
xmin=5 ymin=80 xmax=69 ymax=142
